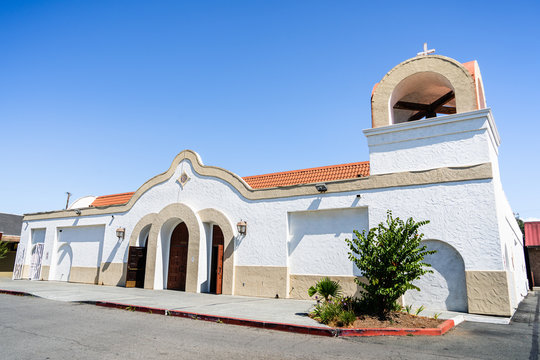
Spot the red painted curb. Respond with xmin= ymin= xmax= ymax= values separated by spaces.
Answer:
xmin=0 ymin=289 xmax=34 ymax=297
xmin=337 ymin=319 xmax=455 ymax=337
xmin=166 ymin=309 xmax=336 ymax=337
xmin=82 ymin=300 xmax=457 ymax=337
xmin=0 ymin=290 xmax=458 ymax=337
xmin=88 ymin=301 xmax=167 ymax=315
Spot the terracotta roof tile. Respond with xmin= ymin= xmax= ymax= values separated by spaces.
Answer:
xmin=242 ymin=161 xmax=370 ymax=189
xmin=91 ymin=161 xmax=371 ymax=204
xmin=90 ymin=192 xmax=135 ymax=207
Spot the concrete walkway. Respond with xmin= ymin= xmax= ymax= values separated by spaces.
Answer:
xmin=0 ymin=278 xmax=323 ymax=327
xmin=0 ymin=278 xmax=509 ymax=326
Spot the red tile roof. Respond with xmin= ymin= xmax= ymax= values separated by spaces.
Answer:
xmin=90 ymin=161 xmax=370 ymax=206
xmin=242 ymin=161 xmax=370 ymax=189
xmin=525 ymin=222 xmax=540 ymax=247
xmin=90 ymin=192 xmax=135 ymax=207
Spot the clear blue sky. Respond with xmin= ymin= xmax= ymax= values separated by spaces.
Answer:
xmin=1 ymin=1 xmax=539 ymax=219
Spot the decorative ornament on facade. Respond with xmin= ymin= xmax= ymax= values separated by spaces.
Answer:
xmin=177 ymin=171 xmax=191 ymax=189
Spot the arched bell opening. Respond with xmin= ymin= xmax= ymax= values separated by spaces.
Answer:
xmin=390 ymin=71 xmax=456 ymax=124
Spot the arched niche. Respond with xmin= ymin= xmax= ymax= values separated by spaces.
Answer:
xmin=371 ymin=55 xmax=477 ymax=128
xmin=404 ymin=239 xmax=468 ymax=312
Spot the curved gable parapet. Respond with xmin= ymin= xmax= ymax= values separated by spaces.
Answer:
xmin=371 ymin=55 xmax=477 ymax=128
xmin=23 ymin=148 xmax=494 ymax=221
xmin=121 ymin=149 xmax=254 ymax=209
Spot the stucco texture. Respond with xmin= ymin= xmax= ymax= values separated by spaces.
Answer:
xmin=234 ymin=266 xmax=288 ymax=298
xmin=289 ymin=274 xmax=365 ymax=300
xmin=466 ymin=270 xmax=512 ymax=316
xmin=371 ymin=55 xmax=477 ymax=128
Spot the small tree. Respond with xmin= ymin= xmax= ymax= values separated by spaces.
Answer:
xmin=345 ymin=210 xmax=435 ymax=318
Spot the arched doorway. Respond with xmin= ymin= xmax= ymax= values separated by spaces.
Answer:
xmin=209 ymin=225 xmax=224 ymax=294
xmin=167 ymin=222 xmax=189 ymax=291
xmin=126 ymin=228 xmax=149 ymax=288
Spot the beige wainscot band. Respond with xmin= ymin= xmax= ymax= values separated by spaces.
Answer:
xmin=234 ymin=266 xmax=288 ymax=298
xmin=465 ymin=270 xmax=512 ymax=316
xmin=289 ymin=274 xmax=366 ymax=300
xmin=40 ymin=265 xmax=50 ymax=281
xmin=99 ymin=262 xmax=126 ymax=286
xmin=68 ymin=266 xmax=101 ymax=284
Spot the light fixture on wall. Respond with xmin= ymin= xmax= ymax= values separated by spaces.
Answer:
xmin=315 ymin=183 xmax=327 ymax=193
xmin=237 ymin=220 xmax=247 ymax=235
xmin=116 ymin=227 xmax=126 ymax=240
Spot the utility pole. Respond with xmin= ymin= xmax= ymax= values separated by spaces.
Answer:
xmin=65 ymin=192 xmax=71 ymax=209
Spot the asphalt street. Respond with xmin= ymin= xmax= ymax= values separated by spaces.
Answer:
xmin=1 ymin=292 xmax=538 ymax=360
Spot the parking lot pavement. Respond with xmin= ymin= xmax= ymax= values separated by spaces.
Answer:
xmin=1 ymin=292 xmax=539 ymax=360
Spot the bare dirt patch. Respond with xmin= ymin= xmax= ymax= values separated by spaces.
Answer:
xmin=331 ymin=312 xmax=444 ymax=329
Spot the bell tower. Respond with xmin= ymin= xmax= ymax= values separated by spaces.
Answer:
xmin=364 ymin=49 xmax=497 ymax=176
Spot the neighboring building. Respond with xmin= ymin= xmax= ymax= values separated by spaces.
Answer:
xmin=524 ymin=222 xmax=540 ymax=287
xmin=0 ymin=213 xmax=23 ymax=277
xmin=14 ymin=52 xmax=528 ymax=317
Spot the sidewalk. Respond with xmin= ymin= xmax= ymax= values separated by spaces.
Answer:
xmin=0 ymin=278 xmax=323 ymax=327
xmin=0 ymin=278 xmax=509 ymax=329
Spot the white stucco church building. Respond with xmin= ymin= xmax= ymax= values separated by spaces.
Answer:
xmin=14 ymin=51 xmax=528 ymax=317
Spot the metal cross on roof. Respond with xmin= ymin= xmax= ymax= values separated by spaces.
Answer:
xmin=417 ymin=42 xmax=435 ymax=56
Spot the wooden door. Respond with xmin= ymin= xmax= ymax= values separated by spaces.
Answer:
xmin=126 ymin=246 xmax=146 ymax=288
xmin=210 ymin=225 xmax=224 ymax=294
xmin=167 ymin=222 xmax=189 ymax=291
xmin=215 ymin=245 xmax=223 ymax=294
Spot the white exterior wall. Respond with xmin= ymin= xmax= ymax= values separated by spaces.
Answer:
xmin=288 ymin=207 xmax=367 ymax=276
xmin=14 ymin=109 xmax=524 ymax=314
xmin=18 ymin=157 xmax=503 ymax=286
xmin=364 ymin=109 xmax=500 ymax=175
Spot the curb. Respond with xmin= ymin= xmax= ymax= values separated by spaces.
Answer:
xmin=1 ymin=290 xmax=459 ymax=337
xmin=84 ymin=300 xmax=458 ymax=337
xmin=85 ymin=300 xmax=336 ymax=337
xmin=0 ymin=289 xmax=36 ymax=297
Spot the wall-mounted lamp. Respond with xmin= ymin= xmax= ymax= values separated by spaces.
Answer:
xmin=74 ymin=209 xmax=82 ymax=216
xmin=236 ymin=220 xmax=247 ymax=235
xmin=116 ymin=227 xmax=126 ymax=240
xmin=315 ymin=183 xmax=327 ymax=193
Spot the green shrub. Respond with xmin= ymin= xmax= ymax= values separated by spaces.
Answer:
xmin=345 ymin=210 xmax=435 ymax=318
xmin=317 ymin=300 xmax=343 ymax=324
xmin=311 ymin=298 xmax=356 ymax=326
xmin=337 ymin=310 xmax=356 ymax=327
xmin=307 ymin=277 xmax=342 ymax=302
